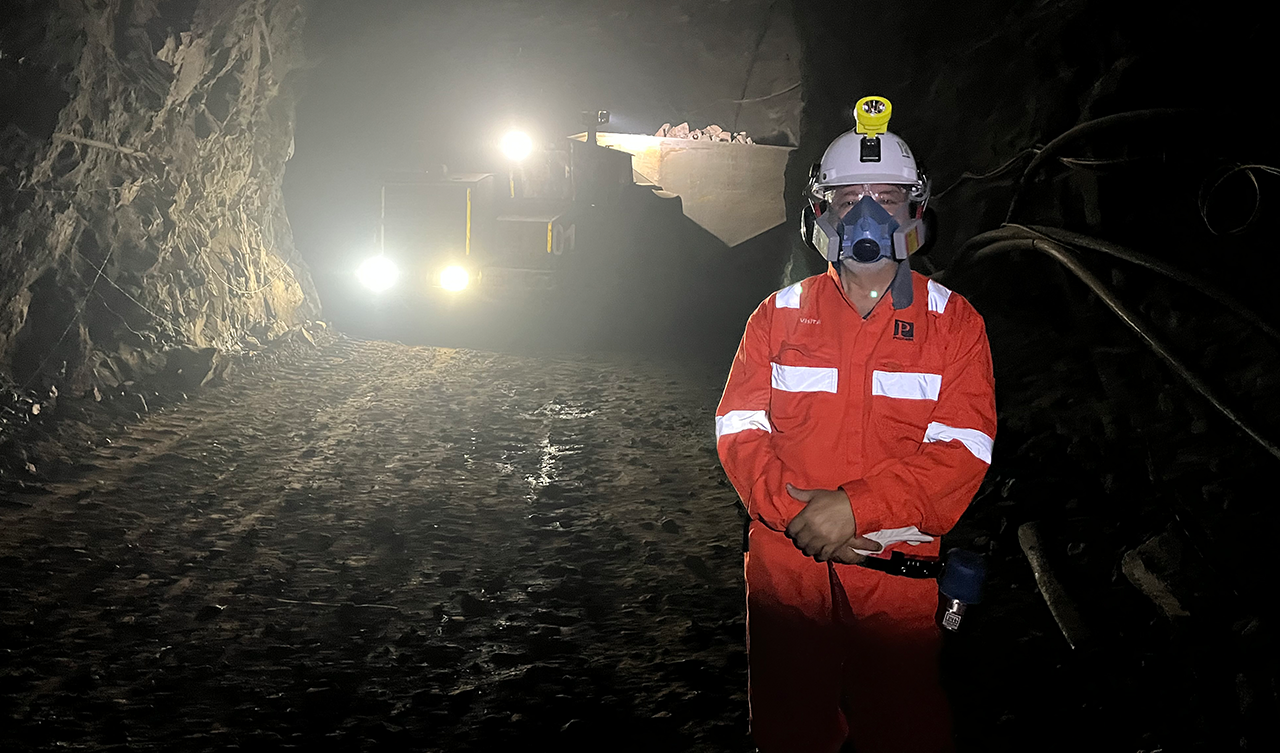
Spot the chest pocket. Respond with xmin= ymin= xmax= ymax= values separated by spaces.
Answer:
xmin=769 ymin=341 xmax=839 ymax=432
xmin=868 ymin=364 xmax=942 ymax=445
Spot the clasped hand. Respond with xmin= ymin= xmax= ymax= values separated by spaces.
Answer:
xmin=784 ymin=484 xmax=882 ymax=564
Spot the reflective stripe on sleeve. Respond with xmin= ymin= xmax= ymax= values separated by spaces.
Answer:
xmin=771 ymin=363 xmax=838 ymax=393
xmin=871 ymin=370 xmax=941 ymax=400
xmin=715 ymin=410 xmax=772 ymax=438
xmin=927 ymin=279 xmax=952 ymax=314
xmin=775 ymin=282 xmax=802 ymax=309
xmin=924 ymin=421 xmax=993 ymax=464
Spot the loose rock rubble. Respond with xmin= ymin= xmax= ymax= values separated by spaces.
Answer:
xmin=0 ymin=321 xmax=330 ymax=492
xmin=654 ymin=123 xmax=752 ymax=143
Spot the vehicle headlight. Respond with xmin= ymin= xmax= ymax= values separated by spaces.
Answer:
xmin=357 ymin=255 xmax=399 ymax=293
xmin=500 ymin=130 xmax=533 ymax=162
xmin=439 ymin=265 xmax=470 ymax=292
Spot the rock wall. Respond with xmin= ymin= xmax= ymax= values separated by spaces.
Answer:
xmin=0 ymin=0 xmax=320 ymax=397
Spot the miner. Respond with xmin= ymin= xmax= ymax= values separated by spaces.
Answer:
xmin=714 ymin=96 xmax=997 ymax=752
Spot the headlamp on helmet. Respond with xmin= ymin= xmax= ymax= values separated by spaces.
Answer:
xmin=855 ymin=96 xmax=892 ymax=163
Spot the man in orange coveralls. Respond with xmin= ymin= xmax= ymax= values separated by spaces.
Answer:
xmin=715 ymin=97 xmax=996 ymax=753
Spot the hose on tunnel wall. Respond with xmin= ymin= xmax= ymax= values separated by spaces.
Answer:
xmin=955 ymin=233 xmax=1280 ymax=463
xmin=1004 ymin=108 xmax=1186 ymax=224
xmin=1016 ymin=224 xmax=1280 ymax=343
xmin=956 ymin=225 xmax=1280 ymax=344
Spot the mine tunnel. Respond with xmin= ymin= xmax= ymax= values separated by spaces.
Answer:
xmin=1 ymin=1 xmax=1278 ymax=750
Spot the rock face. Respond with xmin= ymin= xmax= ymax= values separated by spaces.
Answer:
xmin=0 ymin=0 xmax=320 ymax=396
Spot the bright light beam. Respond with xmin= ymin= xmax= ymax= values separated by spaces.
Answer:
xmin=500 ymin=130 xmax=533 ymax=162
xmin=439 ymin=265 xmax=470 ymax=292
xmin=357 ymin=255 xmax=399 ymax=293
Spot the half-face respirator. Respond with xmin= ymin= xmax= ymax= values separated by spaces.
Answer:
xmin=808 ymin=195 xmax=927 ymax=265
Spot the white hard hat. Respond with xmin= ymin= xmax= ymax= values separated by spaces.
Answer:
xmin=808 ymin=129 xmax=931 ymax=211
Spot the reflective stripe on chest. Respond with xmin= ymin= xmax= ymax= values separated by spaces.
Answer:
xmin=770 ymin=363 xmax=838 ymax=393
xmin=870 ymin=370 xmax=941 ymax=400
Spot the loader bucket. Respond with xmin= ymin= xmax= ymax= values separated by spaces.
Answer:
xmin=571 ymin=132 xmax=794 ymax=248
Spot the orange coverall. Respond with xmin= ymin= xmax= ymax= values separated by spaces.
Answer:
xmin=716 ymin=262 xmax=996 ymax=753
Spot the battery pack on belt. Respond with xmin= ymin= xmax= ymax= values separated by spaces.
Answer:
xmin=855 ymin=549 xmax=987 ymax=632
xmin=856 ymin=550 xmax=943 ymax=579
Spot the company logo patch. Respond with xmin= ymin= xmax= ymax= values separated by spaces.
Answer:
xmin=893 ymin=320 xmax=915 ymax=341
xmin=799 ymin=317 xmax=821 ymax=325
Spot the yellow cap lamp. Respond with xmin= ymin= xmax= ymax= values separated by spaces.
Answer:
xmin=854 ymin=96 xmax=893 ymax=136
xmin=854 ymin=96 xmax=892 ymax=162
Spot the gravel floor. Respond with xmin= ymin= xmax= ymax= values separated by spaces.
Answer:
xmin=1 ymin=314 xmax=1275 ymax=751
xmin=0 ymin=337 xmax=748 ymax=752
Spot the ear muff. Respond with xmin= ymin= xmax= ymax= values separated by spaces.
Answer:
xmin=801 ymin=201 xmax=817 ymax=249
xmin=800 ymin=196 xmax=832 ymax=250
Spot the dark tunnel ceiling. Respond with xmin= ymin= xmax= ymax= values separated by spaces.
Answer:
xmin=295 ymin=0 xmax=800 ymax=168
